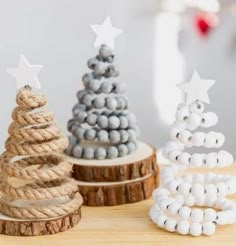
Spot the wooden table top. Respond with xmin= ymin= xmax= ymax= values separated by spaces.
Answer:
xmin=0 ymin=166 xmax=236 ymax=245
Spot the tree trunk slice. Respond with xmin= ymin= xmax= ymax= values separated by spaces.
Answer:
xmin=77 ymin=172 xmax=159 ymax=206
xmin=0 ymin=195 xmax=83 ymax=236
xmin=68 ymin=142 xmax=158 ymax=182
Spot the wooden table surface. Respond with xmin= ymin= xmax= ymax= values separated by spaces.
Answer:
xmin=0 ymin=166 xmax=236 ymax=246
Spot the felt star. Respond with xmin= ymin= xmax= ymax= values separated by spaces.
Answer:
xmin=91 ymin=16 xmax=123 ymax=49
xmin=7 ymin=54 xmax=43 ymax=89
xmin=177 ymin=70 xmax=215 ymax=105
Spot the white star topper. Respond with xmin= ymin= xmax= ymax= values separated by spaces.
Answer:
xmin=178 ymin=71 xmax=215 ymax=105
xmin=7 ymin=54 xmax=43 ymax=89
xmin=91 ymin=16 xmax=123 ymax=49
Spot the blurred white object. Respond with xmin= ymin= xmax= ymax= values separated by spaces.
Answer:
xmin=159 ymin=0 xmax=220 ymax=13
xmin=153 ymin=12 xmax=184 ymax=125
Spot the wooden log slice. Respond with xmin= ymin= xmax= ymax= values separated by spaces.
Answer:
xmin=0 ymin=194 xmax=83 ymax=236
xmin=68 ymin=142 xmax=158 ymax=182
xmin=77 ymin=172 xmax=159 ymax=206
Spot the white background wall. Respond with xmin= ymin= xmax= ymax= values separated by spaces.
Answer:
xmin=0 ymin=0 xmax=235 ymax=156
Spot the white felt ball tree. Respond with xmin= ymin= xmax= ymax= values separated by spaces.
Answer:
xmin=149 ymin=71 xmax=236 ymax=236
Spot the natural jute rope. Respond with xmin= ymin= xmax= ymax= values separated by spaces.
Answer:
xmin=0 ymin=86 xmax=82 ymax=219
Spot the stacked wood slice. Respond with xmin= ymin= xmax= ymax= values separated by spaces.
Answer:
xmin=70 ymin=141 xmax=159 ymax=206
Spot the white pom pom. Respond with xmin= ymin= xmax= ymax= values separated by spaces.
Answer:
xmin=165 ymin=218 xmax=177 ymax=232
xmin=192 ymin=132 xmax=205 ymax=146
xmin=168 ymin=150 xmax=181 ymax=162
xmin=163 ymin=141 xmax=179 ymax=157
xmin=202 ymin=222 xmax=216 ymax=236
xmin=216 ymin=182 xmax=228 ymax=196
xmin=177 ymin=220 xmax=190 ymax=235
xmin=190 ymin=223 xmax=202 ymax=236
xmin=168 ymin=203 xmax=181 ymax=216
xmin=178 ymin=152 xmax=191 ymax=166
xmin=179 ymin=206 xmax=191 ymax=220
xmin=204 ymin=132 xmax=216 ymax=148
xmin=190 ymin=153 xmax=203 ymax=167
xmin=175 ymin=106 xmax=190 ymax=121
xmin=178 ymin=130 xmax=192 ymax=144
xmin=185 ymin=194 xmax=195 ymax=206
xmin=192 ymin=184 xmax=204 ymax=197
xmin=156 ymin=215 xmax=168 ymax=228
xmin=178 ymin=182 xmax=191 ymax=196
xmin=191 ymin=209 xmax=204 ymax=223
xmin=205 ymin=152 xmax=217 ymax=168
xmin=189 ymin=101 xmax=204 ymax=113
xmin=215 ymin=133 xmax=225 ymax=148
xmin=204 ymin=208 xmax=217 ymax=222
xmin=187 ymin=113 xmax=201 ymax=130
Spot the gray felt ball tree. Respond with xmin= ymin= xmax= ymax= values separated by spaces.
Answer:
xmin=66 ymin=44 xmax=139 ymax=160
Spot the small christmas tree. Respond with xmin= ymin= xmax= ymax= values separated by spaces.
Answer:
xmin=66 ymin=44 xmax=139 ymax=160
xmin=150 ymin=71 xmax=235 ymax=236
xmin=66 ymin=17 xmax=159 ymax=206
xmin=0 ymin=55 xmax=82 ymax=236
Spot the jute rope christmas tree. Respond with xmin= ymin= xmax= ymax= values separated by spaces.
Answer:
xmin=66 ymin=17 xmax=159 ymax=206
xmin=0 ymin=55 xmax=82 ymax=236
xmin=66 ymin=44 xmax=139 ymax=160
xmin=150 ymin=71 xmax=236 ymax=236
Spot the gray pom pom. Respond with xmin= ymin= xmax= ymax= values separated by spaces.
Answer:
xmin=128 ymin=129 xmax=137 ymax=141
xmin=85 ymin=129 xmax=96 ymax=140
xmin=117 ymin=97 xmax=127 ymax=110
xmin=127 ymin=113 xmax=136 ymax=126
xmin=73 ymin=145 xmax=83 ymax=158
xmin=97 ymin=115 xmax=108 ymax=128
xmin=120 ymin=116 xmax=129 ymax=129
xmin=68 ymin=135 xmax=77 ymax=145
xmin=87 ymin=57 xmax=99 ymax=69
xmin=127 ymin=142 xmax=136 ymax=153
xmin=107 ymin=146 xmax=118 ymax=159
xmin=109 ymin=130 xmax=120 ymax=144
xmin=76 ymin=111 xmax=87 ymax=123
xmin=81 ymin=94 xmax=93 ymax=107
xmin=119 ymin=130 xmax=129 ymax=142
xmin=75 ymin=127 xmax=86 ymax=140
xmin=65 ymin=143 xmax=74 ymax=156
xmin=101 ymin=81 xmax=113 ymax=93
xmin=97 ymin=130 xmax=109 ymax=141
xmin=104 ymin=65 xmax=119 ymax=78
xmin=106 ymin=97 xmax=118 ymax=110
xmin=87 ymin=113 xmax=97 ymax=125
xmin=113 ymin=82 xmax=125 ymax=94
xmin=82 ymin=73 xmax=93 ymax=86
xmin=99 ymin=44 xmax=112 ymax=58
xmin=118 ymin=144 xmax=128 ymax=157
xmin=108 ymin=116 xmax=120 ymax=129
xmin=70 ymin=123 xmax=79 ymax=134
xmin=67 ymin=119 xmax=75 ymax=131
xmin=94 ymin=62 xmax=107 ymax=75
xmin=95 ymin=147 xmax=106 ymax=160
xmin=88 ymin=79 xmax=101 ymax=91
xmin=84 ymin=147 xmax=94 ymax=159
xmin=93 ymin=97 xmax=105 ymax=109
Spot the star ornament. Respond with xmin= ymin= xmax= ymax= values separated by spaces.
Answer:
xmin=7 ymin=54 xmax=43 ymax=89
xmin=177 ymin=71 xmax=215 ymax=105
xmin=91 ymin=16 xmax=123 ymax=49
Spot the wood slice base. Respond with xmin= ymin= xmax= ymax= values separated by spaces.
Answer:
xmin=77 ymin=172 xmax=159 ymax=206
xmin=0 ymin=194 xmax=83 ymax=236
xmin=68 ymin=142 xmax=158 ymax=182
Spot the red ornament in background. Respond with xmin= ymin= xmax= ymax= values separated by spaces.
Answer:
xmin=194 ymin=12 xmax=219 ymax=37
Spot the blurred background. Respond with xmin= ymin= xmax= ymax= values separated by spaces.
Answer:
xmin=0 ymin=0 xmax=235 ymax=156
